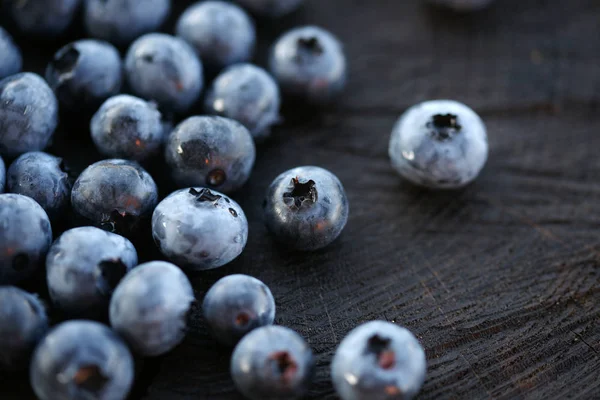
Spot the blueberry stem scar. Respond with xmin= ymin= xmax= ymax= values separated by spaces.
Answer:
xmin=283 ymin=177 xmax=318 ymax=210
xmin=366 ymin=334 xmax=396 ymax=369
xmin=269 ymin=351 xmax=298 ymax=383
xmin=73 ymin=365 xmax=109 ymax=394
xmin=189 ymin=188 xmax=222 ymax=203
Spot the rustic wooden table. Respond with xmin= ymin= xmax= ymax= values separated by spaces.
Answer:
xmin=2 ymin=0 xmax=599 ymax=399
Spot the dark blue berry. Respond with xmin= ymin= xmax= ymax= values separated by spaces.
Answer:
xmin=203 ymin=274 xmax=275 ymax=346
xmin=30 ymin=320 xmax=134 ymax=400
xmin=91 ymin=95 xmax=165 ymax=161
xmin=0 ymin=286 xmax=48 ymax=371
xmin=6 ymin=152 xmax=72 ymax=220
xmin=6 ymin=0 xmax=81 ymax=37
xmin=0 ymin=26 xmax=22 ymax=80
xmin=165 ymin=116 xmax=256 ymax=193
xmin=264 ymin=166 xmax=349 ymax=251
xmin=109 ymin=261 xmax=195 ymax=356
xmin=0 ymin=73 xmax=58 ymax=158
xmin=71 ymin=159 xmax=158 ymax=236
xmin=46 ymin=227 xmax=138 ymax=318
xmin=331 ymin=321 xmax=427 ymax=400
xmin=152 ymin=187 xmax=248 ymax=270
xmin=0 ymin=194 xmax=52 ymax=285
xmin=84 ymin=0 xmax=171 ymax=46
xmin=231 ymin=325 xmax=315 ymax=400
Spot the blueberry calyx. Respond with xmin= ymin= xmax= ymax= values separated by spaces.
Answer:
xmin=366 ymin=334 xmax=396 ymax=370
xmin=427 ymin=113 xmax=462 ymax=141
xmin=73 ymin=365 xmax=109 ymax=394
xmin=283 ymin=177 xmax=318 ymax=210
xmin=97 ymin=259 xmax=128 ymax=294
xmin=297 ymin=37 xmax=324 ymax=56
xmin=269 ymin=351 xmax=298 ymax=383
xmin=189 ymin=188 xmax=222 ymax=203
xmin=52 ymin=46 xmax=80 ymax=78
xmin=235 ymin=311 xmax=251 ymax=327
xmin=206 ymin=169 xmax=226 ymax=187
xmin=100 ymin=210 xmax=136 ymax=233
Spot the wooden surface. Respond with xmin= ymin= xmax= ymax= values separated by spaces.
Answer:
xmin=2 ymin=0 xmax=600 ymax=399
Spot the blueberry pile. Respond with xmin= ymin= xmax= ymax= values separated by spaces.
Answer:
xmin=0 ymin=0 xmax=495 ymax=399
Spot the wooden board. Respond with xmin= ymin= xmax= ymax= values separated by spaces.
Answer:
xmin=1 ymin=0 xmax=599 ymax=399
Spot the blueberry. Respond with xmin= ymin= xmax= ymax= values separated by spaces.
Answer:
xmin=389 ymin=100 xmax=488 ymax=189
xmin=46 ymin=39 xmax=122 ymax=112
xmin=165 ymin=116 xmax=256 ymax=192
xmin=331 ymin=321 xmax=427 ymax=400
xmin=109 ymin=261 xmax=195 ymax=356
xmin=203 ymin=274 xmax=275 ymax=346
xmin=0 ymin=194 xmax=52 ymax=285
xmin=0 ymin=26 xmax=22 ymax=80
xmin=6 ymin=151 xmax=72 ymax=220
xmin=71 ymin=159 xmax=158 ymax=235
xmin=269 ymin=26 xmax=347 ymax=104
xmin=176 ymin=1 xmax=255 ymax=73
xmin=152 ymin=188 xmax=248 ymax=270
xmin=231 ymin=325 xmax=315 ymax=400
xmin=30 ymin=320 xmax=134 ymax=400
xmin=125 ymin=33 xmax=203 ymax=113
xmin=0 ymin=73 xmax=59 ymax=158
xmin=5 ymin=0 xmax=81 ymax=37
xmin=264 ymin=166 xmax=349 ymax=251
xmin=84 ymin=0 xmax=171 ymax=46
xmin=0 ymin=155 xmax=5 ymax=193
xmin=91 ymin=95 xmax=165 ymax=161
xmin=46 ymin=227 xmax=138 ymax=318
xmin=204 ymin=64 xmax=281 ymax=140
xmin=234 ymin=0 xmax=304 ymax=17
xmin=0 ymin=286 xmax=48 ymax=371
xmin=427 ymin=0 xmax=494 ymax=11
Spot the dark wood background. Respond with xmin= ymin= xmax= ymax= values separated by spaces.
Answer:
xmin=2 ymin=0 xmax=599 ymax=399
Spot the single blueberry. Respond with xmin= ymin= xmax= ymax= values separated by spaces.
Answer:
xmin=389 ymin=100 xmax=488 ymax=189
xmin=234 ymin=0 xmax=304 ymax=17
xmin=152 ymin=188 xmax=248 ymax=270
xmin=0 ymin=286 xmax=48 ymax=371
xmin=231 ymin=325 xmax=315 ymax=400
xmin=204 ymin=64 xmax=281 ymax=140
xmin=0 ymin=26 xmax=22 ymax=80
xmin=46 ymin=227 xmax=138 ymax=318
xmin=165 ymin=116 xmax=256 ymax=192
xmin=125 ymin=33 xmax=203 ymax=113
xmin=264 ymin=166 xmax=349 ymax=251
xmin=331 ymin=321 xmax=427 ymax=400
xmin=6 ymin=0 xmax=81 ymax=37
xmin=6 ymin=151 xmax=72 ymax=220
xmin=91 ymin=95 xmax=165 ymax=161
xmin=0 ymin=73 xmax=59 ymax=158
xmin=203 ymin=274 xmax=276 ymax=346
xmin=30 ymin=320 xmax=134 ymax=400
xmin=0 ymin=194 xmax=52 ymax=285
xmin=0 ymin=155 xmax=5 ymax=193
xmin=46 ymin=39 xmax=123 ymax=112
xmin=176 ymin=1 xmax=256 ymax=72
xmin=84 ymin=0 xmax=171 ymax=46
xmin=427 ymin=0 xmax=495 ymax=11
xmin=269 ymin=26 xmax=347 ymax=104
xmin=71 ymin=159 xmax=158 ymax=236
xmin=109 ymin=261 xmax=195 ymax=356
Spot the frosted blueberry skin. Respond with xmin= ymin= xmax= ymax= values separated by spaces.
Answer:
xmin=269 ymin=26 xmax=347 ymax=105
xmin=30 ymin=320 xmax=134 ymax=400
xmin=331 ymin=321 xmax=427 ymax=400
xmin=109 ymin=261 xmax=195 ymax=356
xmin=5 ymin=0 xmax=81 ymax=37
xmin=84 ymin=0 xmax=171 ymax=46
xmin=165 ymin=116 xmax=256 ymax=193
xmin=231 ymin=325 xmax=315 ymax=400
xmin=234 ymin=0 xmax=304 ymax=17
xmin=46 ymin=227 xmax=138 ymax=318
xmin=46 ymin=39 xmax=122 ymax=112
xmin=7 ymin=151 xmax=72 ymax=220
xmin=152 ymin=188 xmax=248 ymax=270
xmin=427 ymin=0 xmax=494 ymax=11
xmin=71 ymin=159 xmax=158 ymax=236
xmin=264 ymin=166 xmax=349 ymax=251
xmin=0 ymin=155 xmax=5 ymax=193
xmin=0 ymin=26 xmax=22 ymax=80
xmin=91 ymin=95 xmax=165 ymax=161
xmin=203 ymin=274 xmax=275 ymax=346
xmin=389 ymin=100 xmax=488 ymax=189
xmin=0 ymin=286 xmax=48 ymax=371
xmin=205 ymin=64 xmax=281 ymax=140
xmin=176 ymin=1 xmax=255 ymax=73
xmin=0 ymin=194 xmax=52 ymax=285
xmin=125 ymin=33 xmax=203 ymax=114
xmin=0 ymin=73 xmax=59 ymax=158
